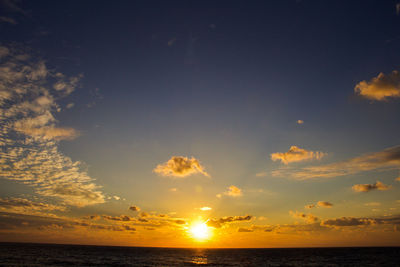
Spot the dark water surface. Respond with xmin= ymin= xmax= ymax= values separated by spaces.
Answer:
xmin=0 ymin=243 xmax=398 ymax=266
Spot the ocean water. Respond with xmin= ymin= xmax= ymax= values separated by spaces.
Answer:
xmin=0 ymin=243 xmax=398 ymax=266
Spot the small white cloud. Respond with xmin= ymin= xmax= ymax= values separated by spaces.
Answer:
xmin=199 ymin=207 xmax=212 ymax=211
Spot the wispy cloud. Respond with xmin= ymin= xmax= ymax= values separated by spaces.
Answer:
xmin=365 ymin=202 xmax=381 ymax=207
xmin=355 ymin=70 xmax=400 ymax=101
xmin=271 ymin=146 xmax=326 ymax=165
xmin=0 ymin=16 xmax=16 ymax=24
xmin=167 ymin=37 xmax=176 ymax=46
xmin=0 ymin=45 xmax=105 ymax=207
xmin=199 ymin=207 xmax=212 ymax=211
xmin=153 ymin=156 xmax=210 ymax=178
xmin=0 ymin=0 xmax=26 ymax=14
xmin=272 ymin=145 xmax=400 ymax=179
xmin=352 ymin=181 xmax=391 ymax=192
xmin=0 ymin=197 xmax=66 ymax=215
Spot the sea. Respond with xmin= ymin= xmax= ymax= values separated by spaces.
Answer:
xmin=0 ymin=243 xmax=399 ymax=266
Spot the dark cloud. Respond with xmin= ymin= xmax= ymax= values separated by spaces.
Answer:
xmin=207 ymin=215 xmax=252 ymax=228
xmin=102 ymin=215 xmax=133 ymax=222
xmin=238 ymin=227 xmax=254 ymax=232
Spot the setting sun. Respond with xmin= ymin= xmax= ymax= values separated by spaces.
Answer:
xmin=189 ymin=222 xmax=211 ymax=241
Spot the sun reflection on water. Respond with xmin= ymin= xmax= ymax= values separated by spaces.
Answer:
xmin=191 ymin=249 xmax=208 ymax=265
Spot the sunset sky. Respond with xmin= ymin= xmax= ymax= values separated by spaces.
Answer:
xmin=1 ymin=0 xmax=400 ymax=248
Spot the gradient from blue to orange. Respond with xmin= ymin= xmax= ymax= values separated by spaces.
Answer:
xmin=0 ymin=0 xmax=400 ymax=248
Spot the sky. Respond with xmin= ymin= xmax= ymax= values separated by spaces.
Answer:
xmin=0 ymin=0 xmax=400 ymax=248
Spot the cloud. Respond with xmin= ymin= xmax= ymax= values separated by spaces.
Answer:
xmin=66 ymin=103 xmax=74 ymax=109
xmin=207 ymin=215 xmax=252 ymax=228
xmin=321 ymin=217 xmax=377 ymax=227
xmin=297 ymin=120 xmax=304 ymax=124
xmin=199 ymin=207 xmax=212 ymax=211
xmin=237 ymin=225 xmax=276 ymax=233
xmin=139 ymin=212 xmax=150 ymax=218
xmin=255 ymin=172 xmax=267 ymax=177
xmin=129 ymin=206 xmax=140 ymax=212
xmin=102 ymin=215 xmax=133 ymax=222
xmin=0 ymin=16 xmax=16 ymax=24
xmin=0 ymin=212 xmax=138 ymax=236
xmin=305 ymin=201 xmax=333 ymax=209
xmin=153 ymin=156 xmax=210 ymax=178
xmin=14 ymin=124 xmax=79 ymax=140
xmin=0 ymin=0 xmax=26 ymax=14
xmin=352 ymin=181 xmax=391 ymax=192
xmin=238 ymin=227 xmax=253 ymax=232
xmin=272 ymin=145 xmax=400 ymax=179
xmin=0 ymin=46 xmax=9 ymax=58
xmin=0 ymin=45 xmax=104 ymax=207
xmin=290 ymin=211 xmax=319 ymax=224
xmin=271 ymin=146 xmax=326 ymax=165
xmin=0 ymin=197 xmax=66 ymax=214
xmin=167 ymin=38 xmax=176 ymax=46
xmin=317 ymin=201 xmax=333 ymax=208
xmin=354 ymin=70 xmax=400 ymax=101
xmin=220 ymin=185 xmax=242 ymax=197
xmin=365 ymin=202 xmax=381 ymax=207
